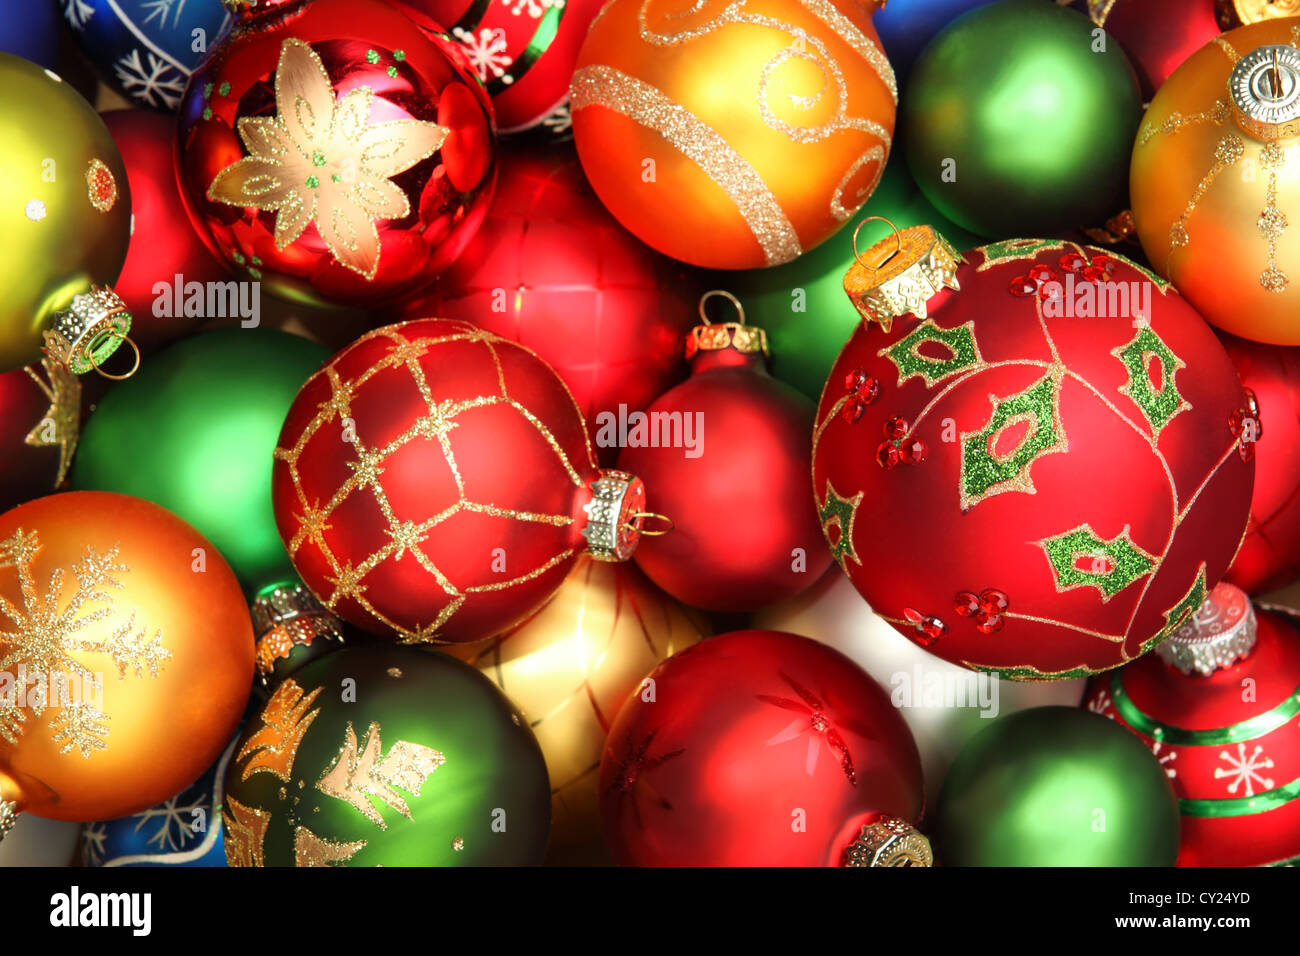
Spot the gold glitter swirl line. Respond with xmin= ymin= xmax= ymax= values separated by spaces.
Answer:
xmin=464 ymin=548 xmax=576 ymax=593
xmin=1258 ymin=144 xmax=1290 ymax=293
xmin=1167 ymin=135 xmax=1243 ymax=266
xmin=1137 ymin=100 xmax=1231 ymax=146
xmin=831 ymin=145 xmax=885 ymax=221
xmin=1032 ymin=275 xmax=1064 ymax=364
xmin=1119 ymin=439 xmax=1240 ymax=651
xmin=571 ymin=65 xmax=802 ymax=265
xmin=798 ymin=0 xmax=897 ymax=102
xmin=507 ymin=399 xmax=586 ymax=488
xmin=461 ymin=501 xmax=574 ymax=526
xmin=1213 ymin=36 xmax=1241 ymax=64
xmin=811 ymin=393 xmax=848 ymax=464
xmin=878 ymin=611 xmax=1123 ymax=644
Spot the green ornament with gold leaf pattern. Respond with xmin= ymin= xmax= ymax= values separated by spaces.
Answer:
xmin=221 ymin=644 xmax=551 ymax=866
xmin=811 ymin=229 xmax=1255 ymax=681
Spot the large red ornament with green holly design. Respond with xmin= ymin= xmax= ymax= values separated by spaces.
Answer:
xmin=812 ymin=234 xmax=1254 ymax=681
xmin=1085 ymin=583 xmax=1300 ymax=867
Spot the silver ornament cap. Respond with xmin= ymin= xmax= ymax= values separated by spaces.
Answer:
xmin=1229 ymin=43 xmax=1300 ymax=141
xmin=1157 ymin=581 xmax=1258 ymax=676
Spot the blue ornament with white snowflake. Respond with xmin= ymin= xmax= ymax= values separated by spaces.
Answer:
xmin=60 ymin=0 xmax=232 ymax=111
xmin=80 ymin=736 xmax=236 ymax=867
xmin=0 ymin=0 xmax=61 ymax=70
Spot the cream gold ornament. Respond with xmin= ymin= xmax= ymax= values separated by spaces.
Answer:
xmin=446 ymin=557 xmax=706 ymax=862
xmin=570 ymin=0 xmax=896 ymax=270
xmin=1219 ymin=0 xmax=1300 ymax=28
xmin=1131 ymin=19 xmax=1300 ymax=344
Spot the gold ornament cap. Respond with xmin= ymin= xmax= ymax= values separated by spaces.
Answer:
xmin=251 ymin=581 xmax=346 ymax=685
xmin=580 ymin=469 xmax=670 ymax=562
xmin=841 ymin=815 xmax=933 ymax=867
xmin=686 ymin=290 xmax=768 ymax=360
xmin=1228 ymin=43 xmax=1300 ymax=142
xmin=41 ymin=287 xmax=139 ymax=378
xmin=843 ymin=218 xmax=964 ymax=333
xmin=1157 ymin=582 xmax=1258 ymax=677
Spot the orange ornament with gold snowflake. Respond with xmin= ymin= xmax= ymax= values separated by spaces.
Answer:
xmin=271 ymin=319 xmax=654 ymax=645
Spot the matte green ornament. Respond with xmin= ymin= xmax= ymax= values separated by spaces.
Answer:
xmin=69 ymin=328 xmax=329 ymax=595
xmin=902 ymin=0 xmax=1142 ymax=239
xmin=222 ymin=644 xmax=551 ymax=867
xmin=726 ymin=155 xmax=980 ymax=401
xmin=934 ymin=707 xmax=1180 ymax=866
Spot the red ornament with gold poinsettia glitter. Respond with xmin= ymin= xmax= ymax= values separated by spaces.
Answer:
xmin=271 ymin=318 xmax=649 ymax=645
xmin=175 ymin=0 xmax=496 ymax=309
xmin=813 ymin=233 xmax=1254 ymax=681
xmin=1219 ymin=332 xmax=1300 ymax=595
xmin=616 ymin=293 xmax=832 ymax=612
xmin=397 ymin=144 xmax=697 ymax=464
xmin=599 ymin=629 xmax=928 ymax=866
xmin=1085 ymin=583 xmax=1300 ymax=866
xmin=394 ymin=0 xmax=604 ymax=132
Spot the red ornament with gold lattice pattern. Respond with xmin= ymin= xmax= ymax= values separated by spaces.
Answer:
xmin=812 ymin=238 xmax=1254 ymax=680
xmin=272 ymin=319 xmax=639 ymax=644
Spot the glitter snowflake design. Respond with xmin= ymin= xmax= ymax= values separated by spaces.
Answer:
xmin=504 ymin=0 xmax=565 ymax=17
xmin=114 ymin=49 xmax=187 ymax=110
xmin=453 ymin=27 xmax=513 ymax=83
xmin=0 ymin=529 xmax=170 ymax=758
xmin=61 ymin=0 xmax=95 ymax=29
xmin=1215 ymin=742 xmax=1275 ymax=797
xmin=80 ymin=821 xmax=108 ymax=866
xmin=542 ymin=102 xmax=573 ymax=135
xmin=273 ymin=321 xmax=593 ymax=643
xmin=132 ymin=790 xmax=207 ymax=851
xmin=141 ymin=0 xmax=188 ymax=28
xmin=1087 ymin=691 xmax=1114 ymax=717
xmin=1151 ymin=739 xmax=1177 ymax=780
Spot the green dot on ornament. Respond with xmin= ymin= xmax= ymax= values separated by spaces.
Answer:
xmin=203 ymin=82 xmax=213 ymax=98
xmin=306 ymin=175 xmax=319 ymax=189
xmin=366 ymin=49 xmax=380 ymax=64
xmin=232 ymin=251 xmax=247 ymax=265
xmin=251 ymin=255 xmax=262 ymax=266
xmin=249 ymin=268 xmax=262 ymax=279
xmin=202 ymin=107 xmax=212 ymax=121
xmin=393 ymin=50 xmax=406 ymax=62
xmin=331 ymin=173 xmax=342 ymax=183
xmin=387 ymin=66 xmax=397 ymax=78
xmin=312 ymin=150 xmax=327 ymax=167
xmin=218 ymin=82 xmax=231 ymax=97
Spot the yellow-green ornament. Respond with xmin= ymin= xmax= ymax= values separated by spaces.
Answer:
xmin=0 ymin=53 xmax=133 ymax=375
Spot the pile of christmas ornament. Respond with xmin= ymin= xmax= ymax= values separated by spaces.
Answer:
xmin=2 ymin=0 xmax=1300 ymax=869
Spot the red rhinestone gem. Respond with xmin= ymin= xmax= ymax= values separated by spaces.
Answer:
xmin=1059 ymin=252 xmax=1087 ymax=272
xmin=883 ymin=416 xmax=908 ymax=440
xmin=1038 ymin=280 xmax=1063 ymax=303
xmin=978 ymin=588 xmax=1010 ymax=615
xmin=876 ymin=441 xmax=900 ymax=469
xmin=902 ymin=607 xmax=924 ymax=625
xmin=1090 ymin=254 xmax=1116 ymax=275
xmin=1081 ymin=265 xmax=1106 ymax=283
xmin=1228 ymin=409 xmax=1245 ymax=436
xmin=920 ymin=616 xmax=947 ymax=641
xmin=841 ymin=398 xmax=865 ymax=424
xmin=1008 ymin=276 xmax=1037 ymax=296
xmin=976 ymin=614 xmax=1005 ymax=635
xmin=899 ymin=438 xmax=927 ymax=464
xmin=845 ymin=369 xmax=867 ymax=393
xmin=856 ymin=376 xmax=881 ymax=404
xmin=1244 ymin=386 xmax=1261 ymax=418
xmin=954 ymin=591 xmax=981 ymax=617
xmin=1240 ymin=441 xmax=1257 ymax=463
xmin=1028 ymin=264 xmax=1057 ymax=283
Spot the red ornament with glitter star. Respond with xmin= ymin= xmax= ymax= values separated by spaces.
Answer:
xmin=396 ymin=144 xmax=698 ymax=464
xmin=1085 ymin=583 xmax=1300 ymax=866
xmin=271 ymin=318 xmax=650 ymax=645
xmin=599 ymin=629 xmax=926 ymax=866
xmin=616 ymin=294 xmax=832 ymax=613
xmin=394 ymin=0 xmax=604 ymax=132
xmin=814 ymin=232 xmax=1254 ymax=681
xmin=0 ymin=362 xmax=81 ymax=513
xmin=176 ymin=0 xmax=496 ymax=309
xmin=1219 ymin=332 xmax=1300 ymax=595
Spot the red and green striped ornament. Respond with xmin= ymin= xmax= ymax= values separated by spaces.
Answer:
xmin=1086 ymin=583 xmax=1300 ymax=867
xmin=397 ymin=0 xmax=604 ymax=131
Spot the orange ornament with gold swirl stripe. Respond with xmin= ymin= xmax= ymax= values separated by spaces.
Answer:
xmin=570 ymin=0 xmax=895 ymax=270
xmin=0 ymin=492 xmax=254 ymax=829
xmin=1131 ymin=19 xmax=1300 ymax=344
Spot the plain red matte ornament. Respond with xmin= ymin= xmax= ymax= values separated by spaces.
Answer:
xmin=599 ymin=629 xmax=926 ymax=866
xmin=398 ymin=144 xmax=697 ymax=464
xmin=617 ymin=292 xmax=832 ymax=613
